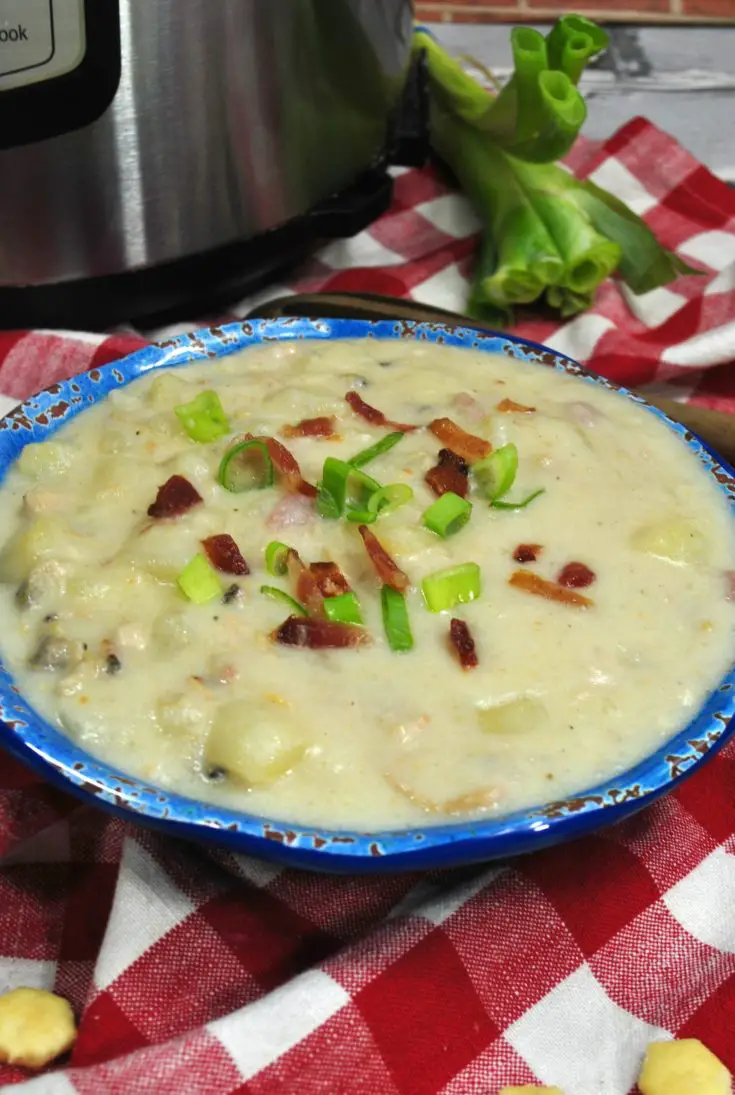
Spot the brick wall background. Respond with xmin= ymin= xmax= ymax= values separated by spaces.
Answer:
xmin=415 ymin=0 xmax=735 ymax=22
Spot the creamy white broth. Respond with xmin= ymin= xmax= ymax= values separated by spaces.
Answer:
xmin=0 ymin=337 xmax=734 ymax=830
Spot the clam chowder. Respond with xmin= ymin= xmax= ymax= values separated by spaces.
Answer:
xmin=0 ymin=338 xmax=733 ymax=829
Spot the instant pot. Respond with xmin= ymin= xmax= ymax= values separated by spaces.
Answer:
xmin=0 ymin=0 xmax=422 ymax=328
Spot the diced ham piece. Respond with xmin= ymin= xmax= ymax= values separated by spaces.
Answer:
xmin=201 ymin=534 xmax=250 ymax=576
xmin=448 ymin=618 xmax=478 ymax=670
xmin=272 ymin=615 xmax=369 ymax=649
xmin=345 ymin=391 xmax=417 ymax=433
xmin=358 ymin=525 xmax=410 ymax=592
xmin=425 ymin=448 xmax=470 ymax=498
xmin=429 ymin=418 xmax=491 ymax=463
xmin=266 ymin=493 xmax=314 ymax=529
xmin=557 ymin=561 xmax=596 ymax=589
xmin=450 ymin=392 xmax=487 ymax=423
xmin=281 ymin=416 xmax=336 ymax=439
xmin=244 ymin=433 xmax=317 ymax=498
xmin=147 ymin=475 xmax=203 ymax=519
xmin=497 ymin=398 xmax=536 ymax=413
xmin=509 ymin=569 xmax=593 ymax=608
xmin=725 ymin=571 xmax=735 ymax=602
xmin=513 ymin=543 xmax=543 ymax=564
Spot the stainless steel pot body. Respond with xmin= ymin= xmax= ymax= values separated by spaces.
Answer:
xmin=0 ymin=0 xmax=413 ymax=288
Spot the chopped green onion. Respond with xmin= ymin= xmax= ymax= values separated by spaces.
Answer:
xmin=174 ymin=390 xmax=230 ymax=443
xmin=177 ymin=554 xmax=222 ymax=604
xmin=348 ymin=431 xmax=405 ymax=469
xmin=422 ymin=491 xmax=472 ymax=537
xmin=474 ymin=444 xmax=518 ymax=502
xmin=218 ymin=439 xmax=274 ymax=493
xmin=493 ymin=488 xmax=546 ymax=511
xmin=367 ymin=483 xmax=414 ymax=518
xmin=324 ymin=591 xmax=363 ymax=625
xmin=473 ymin=445 xmax=544 ymax=510
xmin=422 ymin=563 xmax=481 ymax=613
xmin=345 ymin=508 xmax=376 ymax=524
xmin=265 ymin=541 xmax=291 ymax=577
xmin=316 ymin=457 xmax=381 ymax=519
xmin=260 ymin=585 xmax=308 ymax=617
xmin=381 ymin=585 xmax=413 ymax=652
xmin=315 ymin=483 xmax=342 ymax=520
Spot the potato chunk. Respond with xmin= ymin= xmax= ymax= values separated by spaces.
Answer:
xmin=152 ymin=610 xmax=194 ymax=653
xmin=638 ymin=1039 xmax=731 ymax=1095
xmin=0 ymin=987 xmax=76 ymax=1069
xmin=477 ymin=697 xmax=549 ymax=736
xmin=126 ymin=523 xmax=201 ymax=580
xmin=630 ymin=518 xmax=708 ymax=565
xmin=0 ymin=518 xmax=90 ymax=585
xmin=16 ymin=442 xmax=78 ymax=481
xmin=203 ymin=700 xmax=305 ymax=786
xmin=145 ymin=372 xmax=196 ymax=410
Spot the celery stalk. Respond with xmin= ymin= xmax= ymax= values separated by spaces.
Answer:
xmin=415 ymin=15 xmax=696 ymax=316
xmin=476 ymin=30 xmax=587 ymax=162
xmin=467 ymin=234 xmax=513 ymax=326
xmin=522 ymin=161 xmax=700 ymax=294
xmin=508 ymin=70 xmax=587 ymax=163
xmin=413 ymin=30 xmax=496 ymax=127
xmin=545 ymin=15 xmax=609 ymax=83
xmin=433 ymin=108 xmax=563 ymax=307
xmin=512 ymin=158 xmax=622 ymax=291
xmin=546 ymin=285 xmax=594 ymax=317
xmin=418 ymin=24 xmax=587 ymax=164
xmin=481 ymin=28 xmax=549 ymax=143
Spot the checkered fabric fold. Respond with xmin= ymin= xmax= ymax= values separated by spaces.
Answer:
xmin=1 ymin=118 xmax=735 ymax=1094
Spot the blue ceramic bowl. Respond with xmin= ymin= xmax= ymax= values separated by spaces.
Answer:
xmin=1 ymin=318 xmax=734 ymax=873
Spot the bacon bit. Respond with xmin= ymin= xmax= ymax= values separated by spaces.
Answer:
xmin=509 ymin=569 xmax=593 ymax=608
xmin=272 ymin=615 xmax=369 ymax=649
xmin=425 ymin=448 xmax=470 ymax=498
xmin=497 ymin=398 xmax=536 ymax=413
xmin=557 ymin=561 xmax=596 ymax=589
xmin=345 ymin=391 xmax=417 ymax=433
xmin=294 ymin=567 xmax=325 ymax=615
xmin=296 ymin=561 xmax=352 ymax=615
xmin=281 ymin=416 xmax=336 ymax=439
xmin=358 ymin=525 xmax=410 ymax=592
xmin=147 ymin=475 xmax=203 ymax=518
xmin=202 ymin=534 xmax=250 ymax=576
xmin=285 ymin=548 xmax=306 ymax=587
xmin=309 ymin=562 xmax=351 ymax=598
xmin=244 ymin=433 xmax=317 ymax=498
xmin=449 ymin=618 xmax=478 ymax=670
xmin=513 ymin=543 xmax=543 ymax=564
xmin=266 ymin=493 xmax=314 ymax=530
xmin=429 ymin=417 xmax=491 ymax=463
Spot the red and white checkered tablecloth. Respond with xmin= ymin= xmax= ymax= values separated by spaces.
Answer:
xmin=1 ymin=117 xmax=735 ymax=1095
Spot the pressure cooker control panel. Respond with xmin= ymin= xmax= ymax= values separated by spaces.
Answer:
xmin=0 ymin=0 xmax=85 ymax=89
xmin=0 ymin=0 xmax=120 ymax=150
